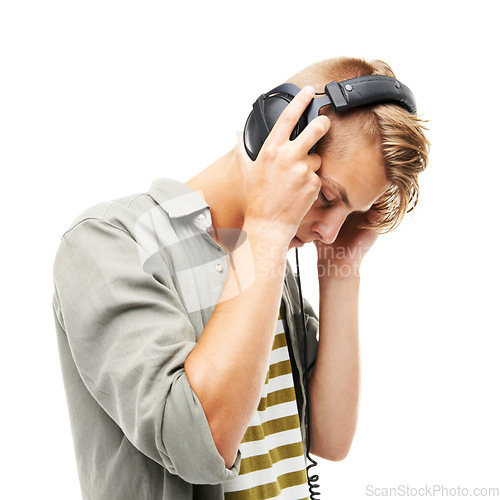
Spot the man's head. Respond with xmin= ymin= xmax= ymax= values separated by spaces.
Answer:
xmin=288 ymin=57 xmax=430 ymax=238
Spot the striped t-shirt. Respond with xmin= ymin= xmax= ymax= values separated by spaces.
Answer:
xmin=223 ymin=307 xmax=309 ymax=500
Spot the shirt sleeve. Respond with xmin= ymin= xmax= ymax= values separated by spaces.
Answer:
xmin=53 ymin=218 xmax=240 ymax=485
xmin=283 ymin=262 xmax=319 ymax=380
xmin=301 ymin=296 xmax=319 ymax=380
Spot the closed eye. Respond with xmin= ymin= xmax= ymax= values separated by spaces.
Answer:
xmin=319 ymin=191 xmax=336 ymax=206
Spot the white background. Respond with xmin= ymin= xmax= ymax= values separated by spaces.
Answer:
xmin=1 ymin=1 xmax=499 ymax=498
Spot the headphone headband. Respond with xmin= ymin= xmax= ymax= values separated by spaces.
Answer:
xmin=325 ymin=75 xmax=417 ymax=114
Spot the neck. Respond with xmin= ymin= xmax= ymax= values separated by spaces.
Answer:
xmin=185 ymin=147 xmax=245 ymax=234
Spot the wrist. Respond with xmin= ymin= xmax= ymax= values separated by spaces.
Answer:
xmin=317 ymin=261 xmax=362 ymax=282
xmin=318 ymin=271 xmax=360 ymax=305
xmin=243 ymin=218 xmax=293 ymax=251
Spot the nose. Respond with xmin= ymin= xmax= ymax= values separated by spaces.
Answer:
xmin=312 ymin=211 xmax=347 ymax=245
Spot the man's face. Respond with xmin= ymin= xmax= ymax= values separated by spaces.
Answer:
xmin=290 ymin=138 xmax=390 ymax=248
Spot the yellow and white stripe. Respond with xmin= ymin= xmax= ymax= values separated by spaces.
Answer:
xmin=224 ymin=308 xmax=309 ymax=500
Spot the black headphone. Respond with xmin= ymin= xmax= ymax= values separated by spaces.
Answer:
xmin=243 ymin=75 xmax=417 ymax=161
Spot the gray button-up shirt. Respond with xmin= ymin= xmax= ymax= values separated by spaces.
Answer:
xmin=52 ymin=178 xmax=319 ymax=499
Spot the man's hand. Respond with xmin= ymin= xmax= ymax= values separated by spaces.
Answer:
xmin=236 ymin=86 xmax=331 ymax=245
xmin=315 ymin=207 xmax=382 ymax=277
xmin=309 ymin=207 xmax=383 ymax=459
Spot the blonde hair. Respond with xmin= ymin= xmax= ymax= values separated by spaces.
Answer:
xmin=288 ymin=57 xmax=430 ymax=232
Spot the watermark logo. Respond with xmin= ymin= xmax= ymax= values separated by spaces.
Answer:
xmin=365 ymin=484 xmax=500 ymax=497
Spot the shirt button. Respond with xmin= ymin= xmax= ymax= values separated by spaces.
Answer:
xmin=197 ymin=213 xmax=206 ymax=221
xmin=215 ymin=263 xmax=223 ymax=273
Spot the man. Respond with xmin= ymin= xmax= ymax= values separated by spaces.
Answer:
xmin=52 ymin=56 xmax=429 ymax=499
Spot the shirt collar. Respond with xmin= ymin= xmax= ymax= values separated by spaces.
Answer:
xmin=147 ymin=178 xmax=209 ymax=218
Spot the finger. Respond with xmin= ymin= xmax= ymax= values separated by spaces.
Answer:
xmin=266 ymin=86 xmax=316 ymax=145
xmin=365 ymin=196 xmax=385 ymax=224
xmin=292 ymin=115 xmax=331 ymax=154
xmin=365 ymin=206 xmax=383 ymax=224
xmin=305 ymin=152 xmax=322 ymax=173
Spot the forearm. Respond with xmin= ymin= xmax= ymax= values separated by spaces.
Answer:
xmin=184 ymin=224 xmax=289 ymax=468
xmin=309 ymin=272 xmax=361 ymax=461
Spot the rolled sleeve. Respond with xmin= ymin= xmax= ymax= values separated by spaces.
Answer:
xmin=53 ymin=218 xmax=240 ymax=484
xmin=162 ymin=372 xmax=241 ymax=483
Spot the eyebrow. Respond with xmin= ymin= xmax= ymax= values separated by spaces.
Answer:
xmin=321 ymin=176 xmax=352 ymax=209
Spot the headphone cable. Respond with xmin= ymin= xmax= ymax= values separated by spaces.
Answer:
xmin=295 ymin=247 xmax=320 ymax=499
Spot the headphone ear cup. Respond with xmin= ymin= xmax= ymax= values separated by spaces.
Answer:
xmin=244 ymin=94 xmax=307 ymax=161
xmin=243 ymin=110 xmax=263 ymax=162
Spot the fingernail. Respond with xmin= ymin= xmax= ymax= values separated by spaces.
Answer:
xmin=304 ymin=85 xmax=315 ymax=96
